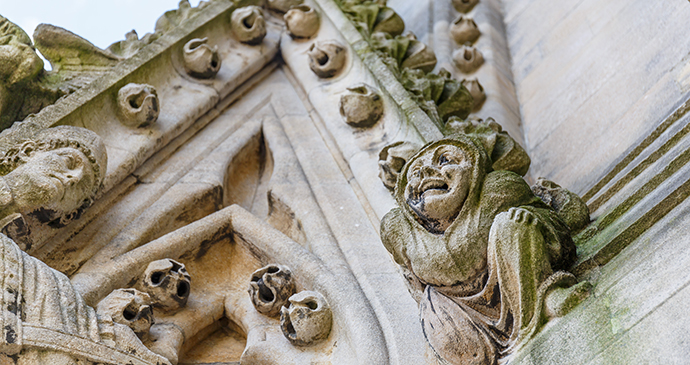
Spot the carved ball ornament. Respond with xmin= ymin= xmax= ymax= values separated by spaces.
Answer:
xmin=452 ymin=0 xmax=480 ymax=13
xmin=285 ymin=5 xmax=320 ymax=39
xmin=453 ymin=45 xmax=484 ymax=73
xmin=450 ymin=16 xmax=481 ymax=45
xmin=117 ymin=83 xmax=160 ymax=128
xmin=268 ymin=0 xmax=304 ymax=13
xmin=141 ymin=258 xmax=192 ymax=312
xmin=248 ymin=264 xmax=296 ymax=317
xmin=97 ymin=288 xmax=154 ymax=338
xmin=308 ymin=40 xmax=347 ymax=78
xmin=231 ymin=6 xmax=267 ymax=45
xmin=461 ymin=78 xmax=486 ymax=111
xmin=339 ymin=83 xmax=384 ymax=128
xmin=280 ymin=291 xmax=332 ymax=346
xmin=183 ymin=37 xmax=221 ymax=79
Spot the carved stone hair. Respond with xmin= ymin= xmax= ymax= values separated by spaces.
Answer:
xmin=0 ymin=125 xmax=108 ymax=226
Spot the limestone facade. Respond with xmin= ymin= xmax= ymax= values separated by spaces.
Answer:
xmin=0 ymin=0 xmax=688 ymax=364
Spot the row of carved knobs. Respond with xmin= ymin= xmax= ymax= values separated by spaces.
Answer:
xmin=450 ymin=16 xmax=483 ymax=73
xmin=305 ymin=40 xmax=386 ymax=129
xmin=248 ymin=264 xmax=333 ymax=347
xmin=113 ymin=5 xmax=278 ymax=129
xmin=97 ymin=259 xmax=191 ymax=339
xmin=449 ymin=0 xmax=487 ymax=112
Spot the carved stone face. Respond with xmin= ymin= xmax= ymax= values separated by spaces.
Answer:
xmin=141 ymin=258 xmax=191 ymax=311
xmin=4 ymin=146 xmax=95 ymax=220
xmin=97 ymin=288 xmax=154 ymax=338
xmin=405 ymin=144 xmax=472 ymax=233
xmin=0 ymin=41 xmax=43 ymax=86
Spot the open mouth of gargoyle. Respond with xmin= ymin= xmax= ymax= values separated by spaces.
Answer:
xmin=419 ymin=179 xmax=449 ymax=194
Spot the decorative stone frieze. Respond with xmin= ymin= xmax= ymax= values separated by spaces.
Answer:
xmin=1 ymin=0 xmax=684 ymax=363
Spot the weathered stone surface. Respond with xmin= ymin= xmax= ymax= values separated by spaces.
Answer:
xmin=339 ymin=83 xmax=384 ymax=128
xmin=280 ymin=290 xmax=333 ymax=346
xmin=307 ymin=40 xmax=347 ymax=78
xmin=1 ymin=0 xmax=688 ymax=363
xmin=231 ymin=6 xmax=267 ymax=45
xmin=285 ymin=5 xmax=321 ymax=39
xmin=381 ymin=135 xmax=584 ymax=363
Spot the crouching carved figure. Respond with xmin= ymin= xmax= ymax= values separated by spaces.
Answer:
xmin=381 ymin=133 xmax=588 ymax=364
xmin=0 ymin=125 xmax=169 ymax=365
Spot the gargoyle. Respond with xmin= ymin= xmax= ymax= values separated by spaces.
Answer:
xmin=381 ymin=128 xmax=590 ymax=364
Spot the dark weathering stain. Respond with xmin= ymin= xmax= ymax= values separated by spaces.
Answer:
xmin=5 ymin=325 xmax=16 ymax=343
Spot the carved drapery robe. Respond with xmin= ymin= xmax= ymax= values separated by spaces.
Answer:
xmin=381 ymin=136 xmax=576 ymax=364
xmin=0 ymin=232 xmax=169 ymax=365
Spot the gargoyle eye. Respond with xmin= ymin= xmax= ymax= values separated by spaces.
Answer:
xmin=439 ymin=154 xmax=451 ymax=166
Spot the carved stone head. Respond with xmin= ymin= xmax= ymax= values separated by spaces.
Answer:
xmin=97 ymin=288 xmax=154 ymax=338
xmin=0 ymin=16 xmax=44 ymax=86
xmin=280 ymin=291 xmax=332 ymax=346
xmin=0 ymin=126 xmax=107 ymax=226
xmin=403 ymin=142 xmax=475 ymax=233
xmin=141 ymin=258 xmax=192 ymax=312
xmin=248 ymin=264 xmax=296 ymax=317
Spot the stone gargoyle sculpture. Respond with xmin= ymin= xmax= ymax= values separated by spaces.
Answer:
xmin=0 ymin=125 xmax=170 ymax=365
xmin=380 ymin=123 xmax=590 ymax=364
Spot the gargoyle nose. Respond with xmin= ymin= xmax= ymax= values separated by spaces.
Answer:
xmin=420 ymin=165 xmax=439 ymax=177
